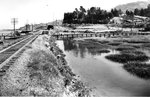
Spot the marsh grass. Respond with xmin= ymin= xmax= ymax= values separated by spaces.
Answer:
xmin=105 ymin=46 xmax=150 ymax=79
xmin=77 ymin=33 xmax=150 ymax=80
xmin=97 ymin=49 xmax=110 ymax=54
xmin=141 ymin=43 xmax=150 ymax=48
xmin=97 ymin=40 xmax=109 ymax=44
xmin=107 ymin=42 xmax=121 ymax=46
xmin=125 ymin=40 xmax=150 ymax=44
xmin=105 ymin=50 xmax=149 ymax=64
xmin=84 ymin=39 xmax=109 ymax=44
xmin=131 ymin=45 xmax=141 ymax=48
xmin=124 ymin=62 xmax=150 ymax=79
xmin=83 ymin=40 xmax=108 ymax=48
xmin=115 ymin=46 xmax=136 ymax=51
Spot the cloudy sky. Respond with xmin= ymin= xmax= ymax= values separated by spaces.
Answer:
xmin=0 ymin=0 xmax=148 ymax=29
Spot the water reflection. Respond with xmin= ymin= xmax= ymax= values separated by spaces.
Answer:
xmin=63 ymin=39 xmax=110 ymax=58
xmin=63 ymin=39 xmax=77 ymax=51
xmin=57 ymin=39 xmax=150 ymax=96
xmin=63 ymin=39 xmax=86 ymax=58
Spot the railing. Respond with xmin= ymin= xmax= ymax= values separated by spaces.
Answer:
xmin=53 ymin=30 xmax=150 ymax=40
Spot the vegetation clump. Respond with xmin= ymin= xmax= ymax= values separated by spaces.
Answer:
xmin=105 ymin=46 xmax=150 ymax=79
xmin=124 ymin=40 xmax=150 ymax=44
xmin=97 ymin=49 xmax=110 ymax=54
xmin=115 ymin=46 xmax=136 ymax=51
xmin=108 ymin=42 xmax=121 ymax=46
xmin=141 ymin=43 xmax=150 ymax=48
xmin=124 ymin=62 xmax=150 ymax=79
xmin=106 ymin=50 xmax=149 ymax=64
xmin=63 ymin=6 xmax=121 ymax=24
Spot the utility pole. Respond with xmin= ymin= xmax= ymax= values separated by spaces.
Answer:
xmin=11 ymin=18 xmax=18 ymax=34
xmin=32 ymin=24 xmax=34 ymax=31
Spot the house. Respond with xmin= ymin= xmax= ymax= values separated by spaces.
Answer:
xmin=110 ymin=17 xmax=123 ymax=25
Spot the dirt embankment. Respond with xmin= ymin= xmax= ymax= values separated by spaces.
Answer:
xmin=0 ymin=34 xmax=91 ymax=97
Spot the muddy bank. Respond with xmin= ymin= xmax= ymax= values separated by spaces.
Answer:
xmin=0 ymin=34 xmax=91 ymax=97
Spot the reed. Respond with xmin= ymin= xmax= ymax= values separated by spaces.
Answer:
xmin=97 ymin=49 xmax=110 ymax=54
xmin=115 ymin=46 xmax=136 ymax=51
xmin=105 ymin=51 xmax=149 ymax=64
xmin=108 ymin=42 xmax=121 ymax=46
xmin=124 ymin=62 xmax=150 ymax=79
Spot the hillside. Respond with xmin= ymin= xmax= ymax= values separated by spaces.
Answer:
xmin=115 ymin=1 xmax=149 ymax=12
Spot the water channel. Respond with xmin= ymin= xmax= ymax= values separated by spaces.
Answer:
xmin=56 ymin=39 xmax=150 ymax=97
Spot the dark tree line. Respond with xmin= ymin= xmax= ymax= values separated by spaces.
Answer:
xmin=63 ymin=6 xmax=122 ymax=24
xmin=131 ymin=4 xmax=150 ymax=17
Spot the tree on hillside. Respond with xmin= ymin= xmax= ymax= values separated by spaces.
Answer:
xmin=89 ymin=7 xmax=97 ymax=23
xmin=63 ymin=12 xmax=74 ymax=24
xmin=72 ymin=8 xmax=80 ymax=23
xmin=146 ymin=4 xmax=150 ymax=17
xmin=125 ymin=10 xmax=135 ymax=31
xmin=78 ymin=6 xmax=86 ymax=23
xmin=63 ymin=6 xmax=120 ymax=24
xmin=134 ymin=8 xmax=140 ymax=15
xmin=111 ymin=8 xmax=120 ymax=17
xmin=133 ymin=4 xmax=150 ymax=17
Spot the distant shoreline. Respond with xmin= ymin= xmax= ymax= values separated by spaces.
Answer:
xmin=0 ymin=29 xmax=13 ymax=31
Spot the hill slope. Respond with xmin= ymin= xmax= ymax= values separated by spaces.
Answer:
xmin=115 ymin=1 xmax=149 ymax=12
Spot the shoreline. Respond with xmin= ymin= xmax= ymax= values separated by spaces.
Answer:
xmin=49 ymin=35 xmax=92 ymax=97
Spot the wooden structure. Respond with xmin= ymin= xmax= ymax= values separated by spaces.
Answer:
xmin=53 ymin=30 xmax=150 ymax=40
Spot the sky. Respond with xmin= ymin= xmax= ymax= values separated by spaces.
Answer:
xmin=0 ymin=0 xmax=148 ymax=29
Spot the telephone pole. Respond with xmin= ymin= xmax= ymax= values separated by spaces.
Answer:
xmin=11 ymin=18 xmax=18 ymax=33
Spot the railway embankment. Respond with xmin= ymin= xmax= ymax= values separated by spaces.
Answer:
xmin=0 ymin=33 xmax=91 ymax=96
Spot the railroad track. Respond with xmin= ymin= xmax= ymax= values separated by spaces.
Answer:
xmin=0 ymin=35 xmax=30 ymax=52
xmin=0 ymin=33 xmax=39 ymax=76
